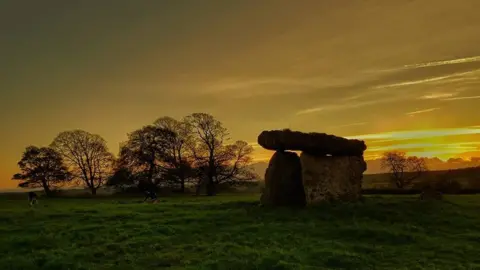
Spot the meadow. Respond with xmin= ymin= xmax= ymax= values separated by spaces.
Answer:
xmin=1 ymin=193 xmax=480 ymax=270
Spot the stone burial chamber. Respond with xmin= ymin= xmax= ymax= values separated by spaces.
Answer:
xmin=258 ymin=129 xmax=367 ymax=206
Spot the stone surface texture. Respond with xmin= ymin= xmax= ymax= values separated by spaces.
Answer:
xmin=300 ymin=153 xmax=367 ymax=204
xmin=257 ymin=130 xmax=366 ymax=157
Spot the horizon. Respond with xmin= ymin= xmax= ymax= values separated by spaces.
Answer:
xmin=1 ymin=1 xmax=479 ymax=189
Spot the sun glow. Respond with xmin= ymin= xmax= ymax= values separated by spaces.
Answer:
xmin=348 ymin=128 xmax=480 ymax=161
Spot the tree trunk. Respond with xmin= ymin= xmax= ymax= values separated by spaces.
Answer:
xmin=206 ymin=178 xmax=216 ymax=196
xmin=148 ymin=162 xmax=155 ymax=185
xmin=195 ymin=178 xmax=203 ymax=196
xmin=206 ymin=155 xmax=216 ymax=196
xmin=41 ymin=180 xmax=52 ymax=197
xmin=180 ymin=179 xmax=185 ymax=193
xmin=91 ymin=187 xmax=97 ymax=195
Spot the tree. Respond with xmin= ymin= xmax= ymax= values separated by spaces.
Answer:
xmin=214 ymin=140 xmax=257 ymax=185
xmin=51 ymin=130 xmax=114 ymax=195
xmin=154 ymin=116 xmax=194 ymax=192
xmin=106 ymin=167 xmax=135 ymax=191
xmin=12 ymin=146 xmax=70 ymax=196
xmin=185 ymin=113 xmax=256 ymax=196
xmin=380 ymin=151 xmax=428 ymax=189
xmin=118 ymin=125 xmax=176 ymax=186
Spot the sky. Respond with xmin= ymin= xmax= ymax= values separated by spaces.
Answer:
xmin=1 ymin=0 xmax=480 ymax=188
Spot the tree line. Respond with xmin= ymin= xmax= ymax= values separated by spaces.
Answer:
xmin=13 ymin=113 xmax=257 ymax=196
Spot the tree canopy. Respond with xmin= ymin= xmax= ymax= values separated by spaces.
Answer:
xmin=15 ymin=113 xmax=257 ymax=196
xmin=51 ymin=130 xmax=114 ymax=195
xmin=12 ymin=146 xmax=70 ymax=196
xmin=381 ymin=151 xmax=428 ymax=189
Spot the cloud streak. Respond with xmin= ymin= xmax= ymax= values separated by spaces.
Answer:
xmin=329 ymin=122 xmax=368 ymax=129
xmin=420 ymin=93 xmax=457 ymax=100
xmin=375 ymin=75 xmax=453 ymax=88
xmin=368 ymin=142 xmax=480 ymax=152
xmin=406 ymin=108 xmax=439 ymax=116
xmin=375 ymin=70 xmax=480 ymax=89
xmin=403 ymin=56 xmax=480 ymax=69
xmin=346 ymin=128 xmax=480 ymax=141
xmin=295 ymin=95 xmax=406 ymax=116
xmin=443 ymin=95 xmax=480 ymax=101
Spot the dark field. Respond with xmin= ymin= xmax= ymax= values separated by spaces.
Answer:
xmin=1 ymin=194 xmax=479 ymax=270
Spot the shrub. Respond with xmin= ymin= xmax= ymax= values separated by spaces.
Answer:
xmin=434 ymin=171 xmax=462 ymax=194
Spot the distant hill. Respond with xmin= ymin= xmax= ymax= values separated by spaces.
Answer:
xmin=363 ymin=166 xmax=480 ymax=189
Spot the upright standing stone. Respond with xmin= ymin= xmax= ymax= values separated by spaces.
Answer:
xmin=261 ymin=151 xmax=306 ymax=207
xmin=300 ymin=153 xmax=366 ymax=204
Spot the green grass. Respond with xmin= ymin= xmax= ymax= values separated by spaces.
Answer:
xmin=1 ymin=194 xmax=480 ymax=270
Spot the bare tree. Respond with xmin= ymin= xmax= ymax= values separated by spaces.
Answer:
xmin=381 ymin=151 xmax=428 ymax=189
xmin=51 ymin=130 xmax=114 ymax=195
xmin=12 ymin=146 xmax=71 ymax=196
xmin=214 ymin=140 xmax=257 ymax=185
xmin=154 ymin=116 xmax=194 ymax=192
xmin=118 ymin=125 xmax=176 ymax=186
xmin=185 ymin=113 xmax=256 ymax=195
xmin=184 ymin=113 xmax=227 ymax=195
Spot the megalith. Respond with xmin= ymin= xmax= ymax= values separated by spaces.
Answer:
xmin=258 ymin=130 xmax=366 ymax=156
xmin=260 ymin=151 xmax=306 ymax=207
xmin=258 ymin=129 xmax=368 ymax=206
xmin=300 ymin=153 xmax=366 ymax=204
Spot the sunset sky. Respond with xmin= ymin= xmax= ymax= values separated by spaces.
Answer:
xmin=1 ymin=1 xmax=479 ymax=189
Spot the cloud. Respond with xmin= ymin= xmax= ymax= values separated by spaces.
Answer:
xmin=420 ymin=93 xmax=457 ymax=100
xmin=405 ymin=108 xmax=439 ymax=116
xmin=443 ymin=95 xmax=480 ymax=101
xmin=295 ymin=95 xmax=406 ymax=116
xmin=202 ymin=76 xmax=347 ymax=98
xmin=374 ymin=70 xmax=479 ymax=89
xmin=346 ymin=127 xmax=480 ymax=141
xmin=295 ymin=107 xmax=324 ymax=115
xmin=403 ymin=56 xmax=480 ymax=69
xmin=407 ymin=149 xmax=477 ymax=158
xmin=371 ymin=56 xmax=480 ymax=73
xmin=368 ymin=142 xmax=480 ymax=152
xmin=375 ymin=75 xmax=454 ymax=88
xmin=329 ymin=122 xmax=368 ymax=129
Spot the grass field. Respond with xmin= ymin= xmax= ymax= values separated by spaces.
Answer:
xmin=1 ymin=194 xmax=479 ymax=270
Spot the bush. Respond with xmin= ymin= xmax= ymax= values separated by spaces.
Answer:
xmin=434 ymin=171 xmax=462 ymax=194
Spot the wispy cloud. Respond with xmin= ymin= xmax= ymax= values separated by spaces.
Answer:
xmin=406 ymin=108 xmax=439 ymax=116
xmin=375 ymin=75 xmax=453 ymax=89
xmin=296 ymin=107 xmax=324 ymax=115
xmin=368 ymin=142 xmax=480 ymax=152
xmin=203 ymin=76 xmax=342 ymax=98
xmin=407 ymin=149 xmax=478 ymax=158
xmin=329 ymin=122 xmax=368 ymax=129
xmin=443 ymin=95 xmax=480 ymax=101
xmin=295 ymin=96 xmax=405 ymax=116
xmin=420 ymin=93 xmax=457 ymax=100
xmin=207 ymin=78 xmax=310 ymax=92
xmin=403 ymin=56 xmax=480 ymax=69
xmin=370 ymin=56 xmax=480 ymax=73
xmin=375 ymin=69 xmax=479 ymax=89
xmin=346 ymin=128 xmax=480 ymax=141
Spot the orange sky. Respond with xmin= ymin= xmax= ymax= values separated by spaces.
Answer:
xmin=1 ymin=1 xmax=479 ymax=189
